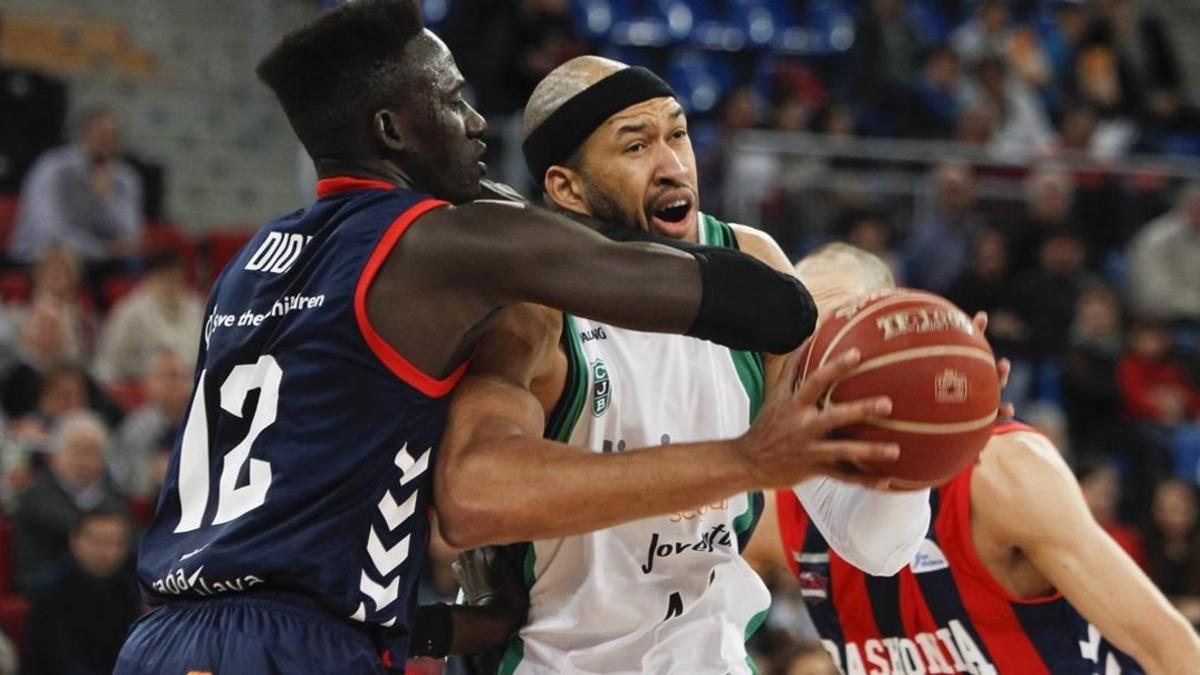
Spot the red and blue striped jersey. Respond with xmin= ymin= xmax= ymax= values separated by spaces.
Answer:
xmin=776 ymin=423 xmax=1142 ymax=674
xmin=138 ymin=177 xmax=458 ymax=658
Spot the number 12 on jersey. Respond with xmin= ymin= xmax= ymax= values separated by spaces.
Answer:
xmin=174 ymin=355 xmax=283 ymax=533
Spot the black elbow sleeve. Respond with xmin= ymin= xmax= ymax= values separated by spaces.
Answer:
xmin=686 ymin=247 xmax=818 ymax=354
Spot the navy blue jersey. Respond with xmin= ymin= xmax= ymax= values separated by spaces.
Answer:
xmin=777 ymin=423 xmax=1141 ymax=675
xmin=137 ymin=177 xmax=459 ymax=654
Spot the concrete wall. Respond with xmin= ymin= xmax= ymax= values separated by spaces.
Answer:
xmin=0 ymin=0 xmax=320 ymax=231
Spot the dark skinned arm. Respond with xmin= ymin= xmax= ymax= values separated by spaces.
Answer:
xmin=405 ymin=199 xmax=814 ymax=351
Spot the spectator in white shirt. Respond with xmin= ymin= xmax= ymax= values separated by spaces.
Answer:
xmin=1128 ymin=184 xmax=1200 ymax=323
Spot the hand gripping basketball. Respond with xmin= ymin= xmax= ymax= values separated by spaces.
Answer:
xmin=737 ymin=348 xmax=899 ymax=490
xmin=797 ymin=290 xmax=1002 ymax=488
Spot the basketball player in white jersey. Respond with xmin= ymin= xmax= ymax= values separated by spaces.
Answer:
xmin=435 ymin=57 xmax=984 ymax=674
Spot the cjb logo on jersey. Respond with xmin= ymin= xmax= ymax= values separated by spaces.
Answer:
xmin=592 ymin=359 xmax=611 ymax=416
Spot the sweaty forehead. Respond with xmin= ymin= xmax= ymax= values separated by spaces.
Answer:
xmin=406 ymin=30 xmax=462 ymax=90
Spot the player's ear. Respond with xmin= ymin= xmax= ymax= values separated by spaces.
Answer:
xmin=543 ymin=165 xmax=587 ymax=213
xmin=373 ymin=110 xmax=407 ymax=153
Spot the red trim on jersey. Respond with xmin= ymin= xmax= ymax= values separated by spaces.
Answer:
xmin=316 ymin=176 xmax=396 ymax=197
xmin=897 ymin=568 xmax=964 ymax=669
xmin=775 ymin=488 xmax=806 ymax=577
xmin=939 ymin=468 xmax=1054 ymax=674
xmin=898 ymin=568 xmax=935 ymax=635
xmin=354 ymin=198 xmax=465 ymax=398
xmin=830 ymin=557 xmax=884 ymax=646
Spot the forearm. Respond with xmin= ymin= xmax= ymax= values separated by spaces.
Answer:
xmin=437 ymin=436 xmax=753 ymax=548
xmin=436 ymin=202 xmax=816 ymax=354
xmin=1136 ymin=611 xmax=1200 ymax=675
xmin=793 ymin=478 xmax=930 ymax=576
xmin=449 ymin=605 xmax=522 ymax=655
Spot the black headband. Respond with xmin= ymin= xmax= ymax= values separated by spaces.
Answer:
xmin=522 ymin=66 xmax=676 ymax=183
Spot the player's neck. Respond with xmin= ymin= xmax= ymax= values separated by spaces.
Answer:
xmin=313 ymin=158 xmax=413 ymax=192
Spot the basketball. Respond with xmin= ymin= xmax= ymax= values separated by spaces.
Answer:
xmin=800 ymin=289 xmax=1000 ymax=489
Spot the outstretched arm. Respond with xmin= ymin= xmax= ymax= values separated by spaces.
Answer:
xmin=435 ymin=308 xmax=898 ymax=549
xmin=974 ymin=431 xmax=1200 ymax=674
xmin=409 ymin=200 xmax=816 ymax=354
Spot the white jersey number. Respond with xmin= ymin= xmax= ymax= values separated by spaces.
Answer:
xmin=174 ymin=355 xmax=283 ymax=533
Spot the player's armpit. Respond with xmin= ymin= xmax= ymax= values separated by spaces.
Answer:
xmin=973 ymin=432 xmax=1200 ymax=674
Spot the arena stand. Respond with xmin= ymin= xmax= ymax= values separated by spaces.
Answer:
xmin=0 ymin=0 xmax=1198 ymax=672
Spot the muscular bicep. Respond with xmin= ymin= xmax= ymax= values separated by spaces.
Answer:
xmin=449 ymin=375 xmax=545 ymax=443
xmin=439 ymin=306 xmax=560 ymax=460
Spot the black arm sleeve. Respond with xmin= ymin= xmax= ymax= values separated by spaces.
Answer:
xmin=598 ymin=223 xmax=818 ymax=354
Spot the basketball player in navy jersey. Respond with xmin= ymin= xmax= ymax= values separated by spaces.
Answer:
xmin=112 ymin=1 xmax=889 ymax=672
xmin=744 ymin=245 xmax=1200 ymax=675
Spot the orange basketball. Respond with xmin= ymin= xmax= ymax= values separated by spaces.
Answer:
xmin=800 ymin=289 xmax=1000 ymax=489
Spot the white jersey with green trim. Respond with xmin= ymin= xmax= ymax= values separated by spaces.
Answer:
xmin=500 ymin=215 xmax=772 ymax=675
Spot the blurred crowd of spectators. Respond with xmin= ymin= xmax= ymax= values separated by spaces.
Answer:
xmin=1 ymin=0 xmax=1199 ymax=673
xmin=0 ymin=107 xmax=204 ymax=674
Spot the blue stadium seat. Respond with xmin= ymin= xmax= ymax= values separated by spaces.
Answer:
xmin=604 ymin=0 xmax=697 ymax=46
xmin=726 ymin=0 xmax=797 ymax=48
xmin=907 ymin=0 xmax=953 ymax=45
xmin=666 ymin=49 xmax=734 ymax=114
xmin=771 ymin=1 xmax=856 ymax=56
xmin=681 ymin=0 xmax=751 ymax=51
xmin=571 ymin=0 xmax=636 ymax=41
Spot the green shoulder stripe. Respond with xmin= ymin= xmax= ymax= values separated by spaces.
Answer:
xmin=700 ymin=212 xmax=739 ymax=249
xmin=544 ymin=315 xmax=588 ymax=442
xmin=730 ymin=349 xmax=765 ymax=420
xmin=733 ymin=490 xmax=764 ymax=552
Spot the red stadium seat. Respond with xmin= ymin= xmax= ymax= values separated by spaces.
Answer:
xmin=143 ymin=222 xmax=200 ymax=286
xmin=203 ymin=228 xmax=255 ymax=289
xmin=105 ymin=379 xmax=148 ymax=412
xmin=0 ymin=270 xmax=29 ymax=304
xmin=0 ymin=519 xmax=13 ymax=592
xmin=102 ymin=275 xmax=140 ymax=309
xmin=0 ymin=194 xmax=18 ymax=252
xmin=0 ymin=593 xmax=29 ymax=656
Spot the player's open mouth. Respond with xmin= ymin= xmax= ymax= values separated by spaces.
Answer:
xmin=654 ymin=200 xmax=690 ymax=223
xmin=648 ymin=190 xmax=696 ymax=229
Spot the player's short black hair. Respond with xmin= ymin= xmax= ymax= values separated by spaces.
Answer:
xmin=256 ymin=0 xmax=425 ymax=158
